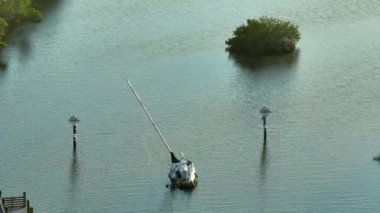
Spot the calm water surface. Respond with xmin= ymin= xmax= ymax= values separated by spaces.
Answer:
xmin=1 ymin=0 xmax=380 ymax=212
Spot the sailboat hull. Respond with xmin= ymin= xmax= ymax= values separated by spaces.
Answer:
xmin=168 ymin=160 xmax=198 ymax=189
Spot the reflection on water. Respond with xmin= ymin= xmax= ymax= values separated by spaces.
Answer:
xmin=228 ymin=50 xmax=299 ymax=71
xmin=158 ymin=189 xmax=193 ymax=212
xmin=69 ymin=149 xmax=80 ymax=192
xmin=34 ymin=0 xmax=61 ymax=15
xmin=67 ymin=149 xmax=80 ymax=211
xmin=16 ymin=36 xmax=32 ymax=61
xmin=258 ymin=140 xmax=270 ymax=212
xmin=259 ymin=141 xmax=269 ymax=184
xmin=158 ymin=191 xmax=174 ymax=212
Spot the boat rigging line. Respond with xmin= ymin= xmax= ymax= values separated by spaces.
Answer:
xmin=127 ymin=80 xmax=198 ymax=189
xmin=126 ymin=80 xmax=173 ymax=153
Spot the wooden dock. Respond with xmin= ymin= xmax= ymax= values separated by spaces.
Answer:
xmin=0 ymin=191 xmax=33 ymax=213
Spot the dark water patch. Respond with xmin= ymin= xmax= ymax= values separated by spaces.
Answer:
xmin=69 ymin=149 xmax=80 ymax=191
xmin=16 ymin=37 xmax=32 ymax=60
xmin=159 ymin=188 xmax=194 ymax=212
xmin=0 ymin=48 xmax=9 ymax=70
xmin=373 ymin=154 xmax=380 ymax=162
xmin=259 ymin=141 xmax=269 ymax=184
xmin=0 ymin=0 xmax=61 ymax=66
xmin=33 ymin=0 xmax=61 ymax=15
xmin=0 ymin=57 xmax=6 ymax=69
xmin=4 ymin=25 xmax=37 ymax=63
xmin=229 ymin=50 xmax=299 ymax=72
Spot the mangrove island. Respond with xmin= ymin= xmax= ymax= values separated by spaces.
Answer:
xmin=226 ymin=16 xmax=300 ymax=55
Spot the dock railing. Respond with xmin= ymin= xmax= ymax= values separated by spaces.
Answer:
xmin=0 ymin=191 xmax=33 ymax=212
xmin=2 ymin=192 xmax=26 ymax=208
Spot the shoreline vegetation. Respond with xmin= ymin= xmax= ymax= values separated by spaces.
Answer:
xmin=226 ymin=16 xmax=300 ymax=56
xmin=0 ymin=0 xmax=44 ymax=68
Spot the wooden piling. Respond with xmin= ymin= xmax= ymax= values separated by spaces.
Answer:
xmin=262 ymin=116 xmax=267 ymax=143
xmin=73 ymin=124 xmax=77 ymax=150
xmin=69 ymin=116 xmax=80 ymax=150
xmin=23 ymin=192 xmax=26 ymax=208
xmin=260 ymin=107 xmax=271 ymax=144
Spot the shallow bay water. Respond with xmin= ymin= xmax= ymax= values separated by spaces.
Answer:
xmin=1 ymin=0 xmax=380 ymax=212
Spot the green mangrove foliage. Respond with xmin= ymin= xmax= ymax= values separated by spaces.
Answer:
xmin=0 ymin=0 xmax=42 ymax=48
xmin=226 ymin=17 xmax=300 ymax=55
xmin=0 ymin=17 xmax=8 ymax=48
xmin=0 ymin=0 xmax=43 ymax=67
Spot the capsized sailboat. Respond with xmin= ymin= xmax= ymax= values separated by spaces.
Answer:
xmin=127 ymin=80 xmax=198 ymax=189
xmin=168 ymin=152 xmax=198 ymax=189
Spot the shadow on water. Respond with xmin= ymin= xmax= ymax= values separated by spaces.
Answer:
xmin=229 ymin=50 xmax=300 ymax=72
